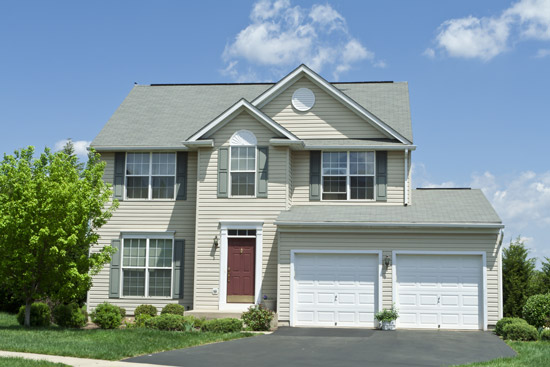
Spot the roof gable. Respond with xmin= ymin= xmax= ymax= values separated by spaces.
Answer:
xmin=252 ymin=64 xmax=412 ymax=145
xmin=187 ymin=99 xmax=298 ymax=142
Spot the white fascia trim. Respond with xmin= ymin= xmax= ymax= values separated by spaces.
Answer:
xmin=404 ymin=149 xmax=409 ymax=205
xmin=274 ymin=221 xmax=505 ymax=229
xmin=289 ymin=249 xmax=383 ymax=327
xmin=187 ymin=99 xmax=299 ymax=142
xmin=182 ymin=140 xmax=214 ymax=148
xmin=392 ymin=250 xmax=488 ymax=331
xmin=218 ymin=221 xmax=264 ymax=311
xmin=120 ymin=231 xmax=176 ymax=238
xmin=304 ymin=145 xmax=417 ymax=151
xmin=251 ymin=64 xmax=412 ymax=145
xmin=91 ymin=146 xmax=189 ymax=152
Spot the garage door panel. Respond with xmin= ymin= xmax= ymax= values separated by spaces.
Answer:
xmin=396 ymin=254 xmax=482 ymax=330
xmin=294 ymin=253 xmax=379 ymax=327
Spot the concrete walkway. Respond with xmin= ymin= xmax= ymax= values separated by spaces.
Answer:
xmin=0 ymin=351 xmax=174 ymax=367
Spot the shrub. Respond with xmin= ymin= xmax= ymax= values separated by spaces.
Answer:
xmin=161 ymin=304 xmax=185 ymax=316
xmin=144 ymin=314 xmax=188 ymax=331
xmin=53 ymin=303 xmax=87 ymax=328
xmin=375 ymin=305 xmax=399 ymax=322
xmin=540 ymin=329 xmax=550 ymax=341
xmin=134 ymin=304 xmax=157 ymax=318
xmin=202 ymin=318 xmax=243 ymax=333
xmin=495 ymin=317 xmax=528 ymax=336
xmin=241 ymin=305 xmax=274 ymax=331
xmin=133 ymin=314 xmax=153 ymax=328
xmin=502 ymin=323 xmax=539 ymax=341
xmin=117 ymin=306 xmax=126 ymax=318
xmin=90 ymin=303 xmax=122 ymax=329
xmin=16 ymin=303 xmax=51 ymax=327
xmin=523 ymin=293 xmax=550 ymax=328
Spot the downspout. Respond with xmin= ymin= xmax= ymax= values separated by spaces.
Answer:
xmin=404 ymin=149 xmax=409 ymax=206
xmin=497 ymin=230 xmax=504 ymax=320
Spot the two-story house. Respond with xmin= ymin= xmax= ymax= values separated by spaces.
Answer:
xmin=89 ymin=65 xmax=504 ymax=330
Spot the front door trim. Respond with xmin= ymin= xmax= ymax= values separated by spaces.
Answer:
xmin=392 ymin=250 xmax=487 ymax=331
xmin=219 ymin=221 xmax=263 ymax=311
xmin=290 ymin=250 xmax=383 ymax=327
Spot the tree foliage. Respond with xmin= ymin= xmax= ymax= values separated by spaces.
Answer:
xmin=0 ymin=146 xmax=118 ymax=326
xmin=503 ymin=237 xmax=536 ymax=317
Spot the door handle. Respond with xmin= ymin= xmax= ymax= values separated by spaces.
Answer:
xmin=227 ymin=267 xmax=230 ymax=283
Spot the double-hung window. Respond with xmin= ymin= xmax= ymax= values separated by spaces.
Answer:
xmin=122 ymin=237 xmax=173 ymax=297
xmin=230 ymin=146 xmax=256 ymax=196
xmin=322 ymin=151 xmax=375 ymax=200
xmin=126 ymin=152 xmax=176 ymax=199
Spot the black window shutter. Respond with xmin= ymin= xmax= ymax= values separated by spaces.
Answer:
xmin=257 ymin=147 xmax=268 ymax=198
xmin=309 ymin=151 xmax=321 ymax=201
xmin=109 ymin=239 xmax=121 ymax=298
xmin=172 ymin=240 xmax=185 ymax=299
xmin=113 ymin=153 xmax=125 ymax=200
xmin=176 ymin=152 xmax=188 ymax=200
xmin=376 ymin=151 xmax=387 ymax=202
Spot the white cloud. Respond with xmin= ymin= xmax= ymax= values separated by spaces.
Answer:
xmin=54 ymin=139 xmax=90 ymax=160
xmin=535 ymin=47 xmax=550 ymax=57
xmin=222 ymin=0 xmax=382 ymax=81
xmin=427 ymin=0 xmax=550 ymax=61
xmin=423 ymin=48 xmax=436 ymax=58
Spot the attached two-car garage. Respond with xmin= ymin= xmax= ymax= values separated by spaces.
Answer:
xmin=290 ymin=250 xmax=486 ymax=330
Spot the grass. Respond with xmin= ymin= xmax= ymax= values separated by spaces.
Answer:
xmin=0 ymin=312 xmax=252 ymax=360
xmin=0 ymin=357 xmax=68 ymax=367
xmin=459 ymin=340 xmax=550 ymax=366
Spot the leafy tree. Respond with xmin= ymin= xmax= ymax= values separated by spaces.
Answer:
xmin=0 ymin=146 xmax=118 ymax=326
xmin=503 ymin=237 xmax=536 ymax=317
xmin=61 ymin=138 xmax=84 ymax=171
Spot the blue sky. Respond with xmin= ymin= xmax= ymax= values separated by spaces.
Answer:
xmin=1 ymin=0 xmax=549 ymax=260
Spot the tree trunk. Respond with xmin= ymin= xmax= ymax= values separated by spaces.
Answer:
xmin=24 ymin=298 xmax=32 ymax=327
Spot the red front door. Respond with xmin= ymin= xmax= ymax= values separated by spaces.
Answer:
xmin=227 ymin=238 xmax=255 ymax=303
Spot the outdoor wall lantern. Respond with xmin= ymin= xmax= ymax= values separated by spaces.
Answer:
xmin=213 ymin=235 xmax=219 ymax=248
xmin=384 ymin=256 xmax=391 ymax=269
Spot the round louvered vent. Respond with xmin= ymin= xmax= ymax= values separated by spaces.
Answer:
xmin=291 ymin=88 xmax=315 ymax=111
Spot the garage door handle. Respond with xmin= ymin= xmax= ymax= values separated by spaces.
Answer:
xmin=437 ymin=296 xmax=440 ymax=304
xmin=334 ymin=295 xmax=338 ymax=301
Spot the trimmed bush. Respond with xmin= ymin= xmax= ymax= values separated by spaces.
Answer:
xmin=90 ymin=303 xmax=122 ymax=329
xmin=144 ymin=314 xmax=188 ymax=331
xmin=53 ymin=303 xmax=87 ymax=328
xmin=202 ymin=318 xmax=243 ymax=333
xmin=133 ymin=314 xmax=153 ymax=328
xmin=495 ymin=317 xmax=528 ymax=336
xmin=16 ymin=302 xmax=51 ymax=327
xmin=502 ymin=323 xmax=539 ymax=341
xmin=241 ymin=305 xmax=274 ymax=331
xmin=161 ymin=304 xmax=185 ymax=316
xmin=134 ymin=304 xmax=157 ymax=318
xmin=117 ymin=306 xmax=126 ymax=318
xmin=523 ymin=293 xmax=550 ymax=329
xmin=540 ymin=329 xmax=550 ymax=341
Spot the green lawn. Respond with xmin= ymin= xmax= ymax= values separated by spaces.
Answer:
xmin=0 ymin=357 xmax=68 ymax=367
xmin=459 ymin=340 xmax=550 ymax=366
xmin=0 ymin=312 xmax=252 ymax=360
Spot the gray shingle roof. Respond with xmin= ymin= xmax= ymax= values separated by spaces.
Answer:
xmin=276 ymin=189 xmax=502 ymax=226
xmin=91 ymin=81 xmax=413 ymax=148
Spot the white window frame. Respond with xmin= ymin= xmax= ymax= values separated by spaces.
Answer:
xmin=320 ymin=151 xmax=376 ymax=201
xmin=229 ymin=146 xmax=257 ymax=198
xmin=125 ymin=152 xmax=177 ymax=201
xmin=120 ymin=234 xmax=174 ymax=299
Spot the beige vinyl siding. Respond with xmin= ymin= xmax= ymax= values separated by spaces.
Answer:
xmin=88 ymin=152 xmax=197 ymax=315
xmin=277 ymin=230 xmax=501 ymax=327
xmin=290 ymin=150 xmax=407 ymax=205
xmin=195 ymin=111 xmax=289 ymax=310
xmin=261 ymin=77 xmax=389 ymax=140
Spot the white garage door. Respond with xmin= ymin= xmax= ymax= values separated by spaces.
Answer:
xmin=396 ymin=254 xmax=483 ymax=330
xmin=293 ymin=253 xmax=379 ymax=327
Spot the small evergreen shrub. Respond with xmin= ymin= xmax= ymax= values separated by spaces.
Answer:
xmin=16 ymin=303 xmax=51 ymax=327
xmin=53 ymin=303 xmax=87 ymax=328
xmin=90 ymin=303 xmax=122 ymax=329
xmin=133 ymin=314 xmax=153 ymax=328
xmin=145 ymin=314 xmax=188 ymax=331
xmin=134 ymin=304 xmax=157 ymax=318
xmin=495 ymin=317 xmax=528 ymax=336
xmin=523 ymin=293 xmax=550 ymax=329
xmin=241 ymin=305 xmax=274 ymax=331
xmin=161 ymin=304 xmax=185 ymax=316
xmin=502 ymin=323 xmax=539 ymax=341
xmin=117 ymin=306 xmax=126 ymax=318
xmin=202 ymin=318 xmax=243 ymax=333
xmin=540 ymin=329 xmax=550 ymax=341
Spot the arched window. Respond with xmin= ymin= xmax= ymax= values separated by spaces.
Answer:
xmin=229 ymin=130 xmax=257 ymax=196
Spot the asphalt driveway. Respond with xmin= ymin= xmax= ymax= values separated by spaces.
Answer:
xmin=124 ymin=327 xmax=516 ymax=367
